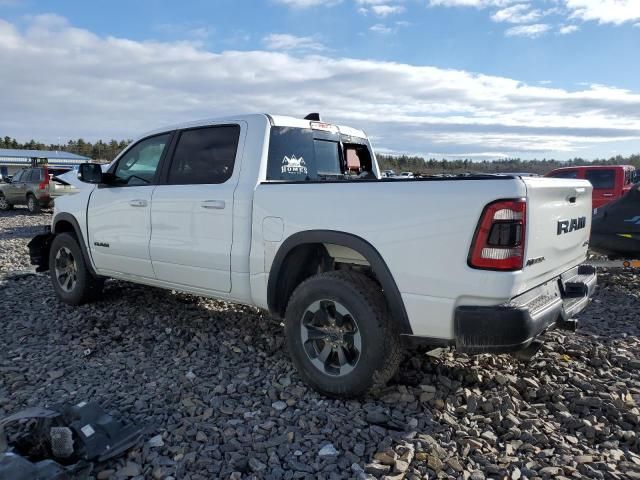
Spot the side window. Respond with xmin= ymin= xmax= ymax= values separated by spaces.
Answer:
xmin=28 ymin=169 xmax=43 ymax=182
xmin=26 ymin=169 xmax=40 ymax=182
xmin=167 ymin=125 xmax=240 ymax=185
xmin=113 ymin=133 xmax=171 ymax=186
xmin=12 ymin=170 xmax=24 ymax=182
xmin=624 ymin=169 xmax=632 ymax=185
xmin=585 ymin=169 xmax=615 ymax=189
xmin=550 ymin=170 xmax=578 ymax=179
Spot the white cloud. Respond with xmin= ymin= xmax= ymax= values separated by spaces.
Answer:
xmin=491 ymin=4 xmax=542 ymax=23
xmin=558 ymin=24 xmax=580 ymax=34
xmin=371 ymin=4 xmax=405 ymax=16
xmin=564 ymin=0 xmax=640 ymax=25
xmin=433 ymin=0 xmax=640 ymax=35
xmin=0 ymin=15 xmax=639 ymax=159
xmin=356 ymin=0 xmax=406 ymax=16
xmin=369 ymin=23 xmax=393 ymax=33
xmin=263 ymin=33 xmax=325 ymax=51
xmin=505 ymin=23 xmax=551 ymax=37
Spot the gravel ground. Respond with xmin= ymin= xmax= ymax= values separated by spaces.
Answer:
xmin=1 ymin=208 xmax=639 ymax=480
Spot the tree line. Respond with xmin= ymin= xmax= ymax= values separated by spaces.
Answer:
xmin=377 ymin=153 xmax=640 ymax=175
xmin=0 ymin=136 xmax=131 ymax=162
xmin=1 ymin=135 xmax=639 ymax=174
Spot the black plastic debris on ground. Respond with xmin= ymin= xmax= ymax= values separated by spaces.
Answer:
xmin=0 ymin=402 xmax=143 ymax=480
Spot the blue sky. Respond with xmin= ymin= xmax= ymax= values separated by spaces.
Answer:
xmin=1 ymin=0 xmax=639 ymax=159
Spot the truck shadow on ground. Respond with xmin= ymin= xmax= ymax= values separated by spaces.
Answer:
xmin=0 ymin=224 xmax=48 ymax=239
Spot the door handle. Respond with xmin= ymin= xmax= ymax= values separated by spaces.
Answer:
xmin=201 ymin=200 xmax=225 ymax=210
xmin=129 ymin=199 xmax=148 ymax=207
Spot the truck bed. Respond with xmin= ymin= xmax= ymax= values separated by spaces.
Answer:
xmin=253 ymin=175 xmax=592 ymax=339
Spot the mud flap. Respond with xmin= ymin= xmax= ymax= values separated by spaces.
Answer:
xmin=27 ymin=227 xmax=54 ymax=273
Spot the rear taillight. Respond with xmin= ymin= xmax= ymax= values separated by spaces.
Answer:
xmin=38 ymin=169 xmax=50 ymax=190
xmin=468 ymin=198 xmax=526 ymax=271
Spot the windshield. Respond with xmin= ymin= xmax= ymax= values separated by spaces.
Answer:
xmin=266 ymin=126 xmax=375 ymax=182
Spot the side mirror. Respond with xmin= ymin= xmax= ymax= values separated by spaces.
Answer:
xmin=78 ymin=163 xmax=103 ymax=184
xmin=3 ymin=177 xmax=11 ymax=184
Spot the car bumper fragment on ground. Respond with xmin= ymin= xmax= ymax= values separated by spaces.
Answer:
xmin=1 ymin=209 xmax=639 ymax=479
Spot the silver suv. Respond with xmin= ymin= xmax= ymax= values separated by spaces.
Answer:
xmin=0 ymin=167 xmax=75 ymax=213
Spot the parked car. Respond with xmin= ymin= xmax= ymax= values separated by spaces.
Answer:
xmin=399 ymin=171 xmax=414 ymax=178
xmin=0 ymin=166 xmax=77 ymax=213
xmin=29 ymin=113 xmax=596 ymax=397
xmin=545 ymin=165 xmax=636 ymax=209
xmin=381 ymin=169 xmax=396 ymax=178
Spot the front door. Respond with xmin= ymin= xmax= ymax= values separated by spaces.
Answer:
xmin=149 ymin=124 xmax=244 ymax=293
xmin=88 ymin=133 xmax=172 ymax=278
xmin=5 ymin=169 xmax=28 ymax=203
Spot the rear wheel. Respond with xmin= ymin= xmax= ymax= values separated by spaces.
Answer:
xmin=284 ymin=270 xmax=402 ymax=397
xmin=49 ymin=232 xmax=104 ymax=305
xmin=27 ymin=194 xmax=41 ymax=214
xmin=0 ymin=194 xmax=12 ymax=211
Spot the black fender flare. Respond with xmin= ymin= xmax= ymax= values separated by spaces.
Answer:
xmin=267 ymin=230 xmax=413 ymax=335
xmin=52 ymin=212 xmax=98 ymax=276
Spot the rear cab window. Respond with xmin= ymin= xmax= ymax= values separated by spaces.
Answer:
xmin=266 ymin=126 xmax=375 ymax=182
xmin=550 ymin=170 xmax=579 ymax=179
xmin=585 ymin=169 xmax=615 ymax=189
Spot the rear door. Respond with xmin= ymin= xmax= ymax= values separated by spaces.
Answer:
xmin=585 ymin=168 xmax=616 ymax=208
xmin=518 ymin=176 xmax=592 ymax=293
xmin=27 ymin=168 xmax=46 ymax=200
xmin=149 ymin=123 xmax=245 ymax=293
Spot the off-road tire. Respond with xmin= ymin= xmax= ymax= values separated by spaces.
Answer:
xmin=0 ymin=194 xmax=12 ymax=211
xmin=49 ymin=232 xmax=104 ymax=305
xmin=27 ymin=194 xmax=41 ymax=214
xmin=284 ymin=270 xmax=402 ymax=397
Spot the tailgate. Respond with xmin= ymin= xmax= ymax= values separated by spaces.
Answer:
xmin=520 ymin=176 xmax=592 ymax=292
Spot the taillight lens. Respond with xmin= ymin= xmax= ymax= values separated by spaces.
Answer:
xmin=468 ymin=199 xmax=526 ymax=271
xmin=38 ymin=168 xmax=50 ymax=190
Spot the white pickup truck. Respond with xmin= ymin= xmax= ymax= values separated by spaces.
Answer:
xmin=28 ymin=113 xmax=597 ymax=397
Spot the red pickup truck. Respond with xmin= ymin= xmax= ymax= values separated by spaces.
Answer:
xmin=545 ymin=165 xmax=636 ymax=209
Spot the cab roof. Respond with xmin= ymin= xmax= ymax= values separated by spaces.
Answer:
xmin=141 ymin=113 xmax=367 ymax=141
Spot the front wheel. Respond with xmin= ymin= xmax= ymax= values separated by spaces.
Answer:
xmin=27 ymin=195 xmax=41 ymax=214
xmin=0 ymin=194 xmax=13 ymax=211
xmin=49 ymin=233 xmax=104 ymax=305
xmin=284 ymin=270 xmax=402 ymax=397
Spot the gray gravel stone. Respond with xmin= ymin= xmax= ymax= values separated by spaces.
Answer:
xmin=1 ymin=210 xmax=639 ymax=479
